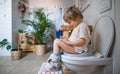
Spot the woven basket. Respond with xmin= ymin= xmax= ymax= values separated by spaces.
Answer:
xmin=35 ymin=45 xmax=46 ymax=55
xmin=11 ymin=49 xmax=22 ymax=60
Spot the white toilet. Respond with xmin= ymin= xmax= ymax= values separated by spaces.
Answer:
xmin=61 ymin=16 xmax=114 ymax=74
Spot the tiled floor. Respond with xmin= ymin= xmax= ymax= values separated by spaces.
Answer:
xmin=0 ymin=51 xmax=75 ymax=74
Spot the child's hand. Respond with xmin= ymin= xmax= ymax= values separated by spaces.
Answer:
xmin=60 ymin=36 xmax=68 ymax=40
xmin=60 ymin=36 xmax=64 ymax=39
xmin=60 ymin=36 xmax=69 ymax=44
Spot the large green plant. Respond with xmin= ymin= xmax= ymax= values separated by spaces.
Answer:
xmin=22 ymin=8 xmax=54 ymax=44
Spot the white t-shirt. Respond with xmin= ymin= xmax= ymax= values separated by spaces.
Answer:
xmin=69 ymin=22 xmax=91 ymax=53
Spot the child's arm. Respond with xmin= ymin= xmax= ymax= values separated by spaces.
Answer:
xmin=62 ymin=38 xmax=86 ymax=47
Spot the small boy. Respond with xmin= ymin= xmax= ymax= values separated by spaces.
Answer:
xmin=44 ymin=6 xmax=91 ymax=72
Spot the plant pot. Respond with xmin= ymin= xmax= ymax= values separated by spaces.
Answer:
xmin=35 ymin=45 xmax=46 ymax=55
xmin=11 ymin=49 xmax=22 ymax=60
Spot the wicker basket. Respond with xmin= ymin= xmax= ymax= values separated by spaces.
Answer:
xmin=35 ymin=45 xmax=46 ymax=55
xmin=11 ymin=49 xmax=22 ymax=60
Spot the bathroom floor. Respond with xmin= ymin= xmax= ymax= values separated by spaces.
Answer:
xmin=0 ymin=51 xmax=75 ymax=74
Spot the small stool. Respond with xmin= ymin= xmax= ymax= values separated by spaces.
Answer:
xmin=38 ymin=62 xmax=63 ymax=74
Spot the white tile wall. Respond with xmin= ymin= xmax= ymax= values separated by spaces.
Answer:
xmin=0 ymin=0 xmax=12 ymax=56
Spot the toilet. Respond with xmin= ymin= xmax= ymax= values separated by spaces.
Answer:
xmin=61 ymin=16 xmax=114 ymax=74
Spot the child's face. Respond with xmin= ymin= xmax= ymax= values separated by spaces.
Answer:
xmin=67 ymin=19 xmax=79 ymax=28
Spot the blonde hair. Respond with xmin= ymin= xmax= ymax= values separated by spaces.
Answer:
xmin=63 ymin=6 xmax=83 ymax=23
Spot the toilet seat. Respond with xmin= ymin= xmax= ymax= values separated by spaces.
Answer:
xmin=62 ymin=52 xmax=112 ymax=65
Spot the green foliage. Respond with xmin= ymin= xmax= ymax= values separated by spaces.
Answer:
xmin=0 ymin=39 xmax=11 ymax=50
xmin=25 ymin=35 xmax=34 ymax=45
xmin=0 ymin=39 xmax=9 ymax=48
xmin=18 ymin=29 xmax=24 ymax=33
xmin=18 ymin=29 xmax=34 ymax=45
xmin=22 ymin=8 xmax=54 ymax=44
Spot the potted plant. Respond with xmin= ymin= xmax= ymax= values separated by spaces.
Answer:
xmin=11 ymin=43 xmax=22 ymax=60
xmin=18 ymin=29 xmax=35 ymax=52
xmin=12 ymin=28 xmax=35 ymax=60
xmin=22 ymin=8 xmax=54 ymax=55
xmin=0 ymin=39 xmax=22 ymax=60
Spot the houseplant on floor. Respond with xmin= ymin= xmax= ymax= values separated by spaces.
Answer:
xmin=22 ymin=8 xmax=54 ymax=55
xmin=11 ymin=43 xmax=22 ymax=60
xmin=0 ymin=39 xmax=22 ymax=60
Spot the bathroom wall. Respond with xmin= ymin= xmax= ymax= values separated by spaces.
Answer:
xmin=113 ymin=0 xmax=120 ymax=74
xmin=12 ymin=0 xmax=28 ymax=45
xmin=82 ymin=0 xmax=114 ymax=26
xmin=0 ymin=0 xmax=12 ymax=56
xmin=28 ymin=0 xmax=74 ymax=8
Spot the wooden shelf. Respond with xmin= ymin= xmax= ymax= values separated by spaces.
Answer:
xmin=18 ymin=33 xmax=35 ymax=52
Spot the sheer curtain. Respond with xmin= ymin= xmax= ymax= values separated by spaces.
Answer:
xmin=47 ymin=8 xmax=64 ymax=38
xmin=47 ymin=8 xmax=63 ymax=31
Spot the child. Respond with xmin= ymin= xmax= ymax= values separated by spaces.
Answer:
xmin=44 ymin=6 xmax=91 ymax=72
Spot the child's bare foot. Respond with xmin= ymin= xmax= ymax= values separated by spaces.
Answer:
xmin=44 ymin=68 xmax=51 ymax=72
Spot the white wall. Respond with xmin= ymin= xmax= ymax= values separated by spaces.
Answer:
xmin=0 ymin=0 xmax=12 ymax=56
xmin=28 ymin=0 xmax=74 ymax=8
xmin=82 ymin=0 xmax=114 ymax=26
xmin=113 ymin=0 xmax=120 ymax=74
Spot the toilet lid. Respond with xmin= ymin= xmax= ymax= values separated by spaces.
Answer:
xmin=91 ymin=16 xmax=114 ymax=58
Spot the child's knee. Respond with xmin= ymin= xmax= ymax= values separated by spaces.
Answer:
xmin=54 ymin=39 xmax=61 ymax=44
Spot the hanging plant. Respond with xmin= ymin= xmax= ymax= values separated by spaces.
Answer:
xmin=17 ymin=0 xmax=26 ymax=18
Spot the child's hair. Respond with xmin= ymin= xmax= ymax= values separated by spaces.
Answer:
xmin=63 ymin=6 xmax=83 ymax=23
